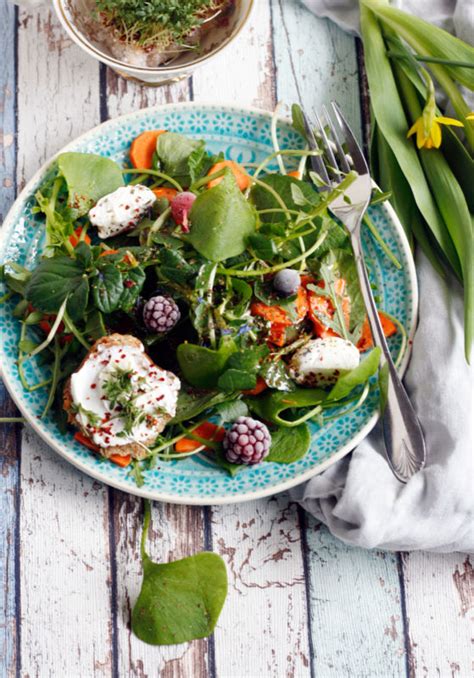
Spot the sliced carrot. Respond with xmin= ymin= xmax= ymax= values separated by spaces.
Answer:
xmin=251 ymin=286 xmax=308 ymax=327
xmin=74 ymin=431 xmax=100 ymax=453
xmin=129 ymin=129 xmax=166 ymax=169
xmin=175 ymin=421 xmax=225 ymax=454
xmin=357 ymin=312 xmax=397 ymax=352
xmin=251 ymin=287 xmax=309 ymax=347
xmin=288 ymin=170 xmax=302 ymax=179
xmin=207 ymin=160 xmax=251 ymax=191
xmin=242 ymin=376 xmax=268 ymax=396
xmin=108 ymin=453 xmax=132 ymax=468
xmin=153 ymin=187 xmax=178 ymax=202
xmin=99 ymin=248 xmax=119 ymax=257
xmin=69 ymin=226 xmax=91 ymax=247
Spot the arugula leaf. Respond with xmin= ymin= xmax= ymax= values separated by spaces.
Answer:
xmin=57 ymin=152 xmax=124 ymax=218
xmin=132 ymin=501 xmax=227 ymax=646
xmin=26 ymin=256 xmax=89 ymax=319
xmin=188 ymin=171 xmax=256 ymax=262
xmin=327 ymin=348 xmax=381 ymax=402
xmin=291 ymin=103 xmax=307 ymax=138
xmin=177 ymin=336 xmax=237 ymax=389
xmin=319 ymin=248 xmax=366 ymax=334
xmin=187 ymin=143 xmax=217 ymax=184
xmin=92 ymin=264 xmax=124 ymax=314
xmin=265 ymin=423 xmax=311 ymax=463
xmin=156 ymin=132 xmax=203 ymax=181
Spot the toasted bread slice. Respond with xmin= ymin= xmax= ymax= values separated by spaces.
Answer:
xmin=64 ymin=333 xmax=178 ymax=461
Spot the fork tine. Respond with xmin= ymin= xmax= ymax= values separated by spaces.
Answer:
xmin=322 ymin=104 xmax=351 ymax=174
xmin=331 ymin=101 xmax=369 ymax=175
xmin=312 ymin=108 xmax=340 ymax=180
xmin=301 ymin=110 xmax=330 ymax=187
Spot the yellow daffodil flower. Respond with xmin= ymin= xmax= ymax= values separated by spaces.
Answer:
xmin=406 ymin=77 xmax=463 ymax=149
xmin=466 ymin=112 xmax=474 ymax=121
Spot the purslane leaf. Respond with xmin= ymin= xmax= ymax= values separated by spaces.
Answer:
xmin=188 ymin=171 xmax=256 ymax=262
xmin=57 ymin=152 xmax=124 ymax=218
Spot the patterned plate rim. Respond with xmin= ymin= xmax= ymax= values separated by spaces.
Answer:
xmin=0 ymin=102 xmax=418 ymax=505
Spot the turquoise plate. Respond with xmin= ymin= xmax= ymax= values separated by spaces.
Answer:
xmin=0 ymin=104 xmax=417 ymax=504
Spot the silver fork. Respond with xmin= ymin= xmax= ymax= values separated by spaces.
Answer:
xmin=303 ymin=102 xmax=426 ymax=483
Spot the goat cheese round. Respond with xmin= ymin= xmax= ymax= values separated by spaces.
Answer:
xmin=70 ymin=340 xmax=180 ymax=448
xmin=289 ymin=337 xmax=360 ymax=387
xmin=89 ymin=185 xmax=156 ymax=239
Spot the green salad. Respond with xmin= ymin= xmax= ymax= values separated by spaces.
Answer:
xmin=0 ymin=109 xmax=406 ymax=484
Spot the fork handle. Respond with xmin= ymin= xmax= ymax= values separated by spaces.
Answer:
xmin=350 ymin=233 xmax=426 ymax=483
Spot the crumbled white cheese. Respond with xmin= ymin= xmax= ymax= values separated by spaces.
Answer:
xmin=290 ymin=337 xmax=360 ymax=387
xmin=89 ymin=185 xmax=156 ymax=239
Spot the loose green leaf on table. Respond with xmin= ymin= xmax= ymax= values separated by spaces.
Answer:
xmin=132 ymin=500 xmax=227 ymax=646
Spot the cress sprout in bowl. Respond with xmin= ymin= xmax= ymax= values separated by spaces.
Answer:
xmin=54 ymin=0 xmax=252 ymax=83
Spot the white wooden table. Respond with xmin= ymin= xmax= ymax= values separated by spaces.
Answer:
xmin=0 ymin=1 xmax=472 ymax=676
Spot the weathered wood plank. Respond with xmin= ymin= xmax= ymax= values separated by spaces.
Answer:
xmin=402 ymin=552 xmax=473 ymax=677
xmin=15 ymin=8 xmax=113 ymax=677
xmin=211 ymin=497 xmax=311 ymax=677
xmin=19 ymin=429 xmax=113 ymax=676
xmin=104 ymin=68 xmax=190 ymax=120
xmin=16 ymin=5 xmax=101 ymax=188
xmin=271 ymin=0 xmax=362 ymax=139
xmin=304 ymin=518 xmax=407 ymax=676
xmin=0 ymin=0 xmax=16 ymax=222
xmin=1 ymin=4 xmax=20 ymax=677
xmin=192 ymin=0 xmax=275 ymax=108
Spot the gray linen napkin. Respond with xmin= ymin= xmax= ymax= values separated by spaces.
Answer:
xmin=291 ymin=0 xmax=474 ymax=553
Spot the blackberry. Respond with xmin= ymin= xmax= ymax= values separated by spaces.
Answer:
xmin=223 ymin=416 xmax=271 ymax=465
xmin=273 ymin=269 xmax=301 ymax=297
xmin=143 ymin=295 xmax=180 ymax=334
